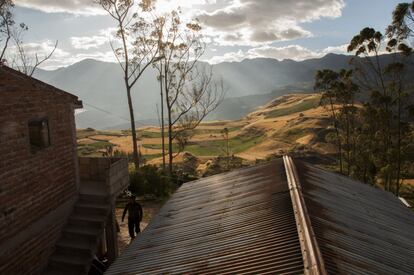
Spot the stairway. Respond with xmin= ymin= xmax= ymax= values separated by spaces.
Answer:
xmin=44 ymin=194 xmax=111 ymax=275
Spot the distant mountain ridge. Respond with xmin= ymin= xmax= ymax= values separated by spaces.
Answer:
xmin=33 ymin=53 xmax=414 ymax=129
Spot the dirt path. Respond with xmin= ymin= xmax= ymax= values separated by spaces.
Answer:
xmin=115 ymin=201 xmax=163 ymax=254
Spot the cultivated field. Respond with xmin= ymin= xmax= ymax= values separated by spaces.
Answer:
xmin=77 ymin=93 xmax=336 ymax=166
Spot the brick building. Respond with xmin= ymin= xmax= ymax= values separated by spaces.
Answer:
xmin=0 ymin=66 xmax=129 ymax=274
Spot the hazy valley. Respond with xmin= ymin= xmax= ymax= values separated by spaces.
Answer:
xmin=35 ymin=54 xmax=414 ymax=129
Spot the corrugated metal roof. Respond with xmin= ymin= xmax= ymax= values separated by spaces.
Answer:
xmin=106 ymin=157 xmax=414 ymax=275
xmin=106 ymin=159 xmax=304 ymax=274
xmin=295 ymin=160 xmax=414 ymax=275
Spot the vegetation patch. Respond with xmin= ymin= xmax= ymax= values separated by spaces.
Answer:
xmin=96 ymin=130 xmax=124 ymax=137
xmin=142 ymin=131 xmax=265 ymax=156
xmin=140 ymin=131 xmax=163 ymax=138
xmin=77 ymin=128 xmax=97 ymax=139
xmin=282 ymin=127 xmax=313 ymax=142
xmin=193 ymin=126 xmax=243 ymax=135
xmin=265 ymin=97 xmax=320 ymax=118
xmin=78 ymin=140 xmax=115 ymax=156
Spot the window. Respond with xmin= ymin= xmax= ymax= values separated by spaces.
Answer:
xmin=29 ymin=118 xmax=50 ymax=152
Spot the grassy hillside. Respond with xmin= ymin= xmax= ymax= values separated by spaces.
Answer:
xmin=77 ymin=93 xmax=337 ymax=167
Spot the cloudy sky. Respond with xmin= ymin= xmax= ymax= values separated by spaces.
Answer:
xmin=12 ymin=0 xmax=402 ymax=69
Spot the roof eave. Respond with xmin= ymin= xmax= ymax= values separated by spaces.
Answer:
xmin=74 ymin=99 xmax=83 ymax=109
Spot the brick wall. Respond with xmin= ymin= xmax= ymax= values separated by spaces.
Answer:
xmin=0 ymin=68 xmax=80 ymax=274
xmin=79 ymin=157 xmax=129 ymax=197
xmin=0 ymin=216 xmax=65 ymax=274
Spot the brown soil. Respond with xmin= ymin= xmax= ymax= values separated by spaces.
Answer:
xmin=115 ymin=200 xmax=163 ymax=255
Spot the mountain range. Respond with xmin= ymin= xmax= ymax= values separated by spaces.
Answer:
xmin=33 ymin=53 xmax=414 ymax=129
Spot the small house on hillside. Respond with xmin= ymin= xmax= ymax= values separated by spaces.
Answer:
xmin=106 ymin=156 xmax=414 ymax=275
xmin=0 ymin=65 xmax=129 ymax=275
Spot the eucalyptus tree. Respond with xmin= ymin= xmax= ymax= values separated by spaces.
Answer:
xmin=315 ymin=69 xmax=343 ymax=173
xmin=385 ymin=1 xmax=414 ymax=195
xmin=335 ymin=70 xmax=359 ymax=176
xmin=347 ymin=27 xmax=396 ymax=189
xmin=348 ymin=23 xmax=413 ymax=194
xmin=387 ymin=1 xmax=414 ymax=42
xmin=96 ymin=0 xmax=161 ymax=170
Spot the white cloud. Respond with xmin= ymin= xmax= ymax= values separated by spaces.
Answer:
xmin=70 ymin=27 xmax=118 ymax=54
xmin=206 ymin=44 xmax=351 ymax=64
xmin=197 ymin=0 xmax=345 ymax=45
xmin=5 ymin=40 xmax=71 ymax=69
xmin=249 ymin=45 xmax=321 ymax=60
xmin=15 ymin=0 xmax=208 ymax=15
xmin=71 ymin=35 xmax=108 ymax=50
xmin=208 ymin=49 xmax=247 ymax=63
xmin=8 ymin=40 xmax=70 ymax=61
xmin=15 ymin=0 xmax=105 ymax=15
xmin=6 ymin=39 xmax=118 ymax=70
xmin=322 ymin=44 xmax=348 ymax=54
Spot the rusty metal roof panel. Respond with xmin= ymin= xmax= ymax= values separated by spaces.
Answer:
xmin=106 ymin=160 xmax=304 ymax=274
xmin=295 ymin=161 xmax=414 ymax=275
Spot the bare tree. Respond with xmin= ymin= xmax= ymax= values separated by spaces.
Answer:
xmin=155 ymin=10 xmax=225 ymax=175
xmin=1 ymin=0 xmax=57 ymax=75
xmin=10 ymin=30 xmax=57 ymax=76
xmin=168 ymin=67 xmax=224 ymax=174
xmin=95 ymin=0 xmax=160 ymax=170
xmin=0 ymin=0 xmax=14 ymax=62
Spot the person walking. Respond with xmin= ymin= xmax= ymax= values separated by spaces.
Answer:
xmin=122 ymin=195 xmax=143 ymax=239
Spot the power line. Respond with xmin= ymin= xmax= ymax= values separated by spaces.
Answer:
xmin=82 ymin=101 xmax=147 ymax=127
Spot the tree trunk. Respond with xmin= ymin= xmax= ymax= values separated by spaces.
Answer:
xmin=126 ymin=86 xmax=140 ymax=170
xmin=159 ymin=62 xmax=166 ymax=171
xmin=329 ymin=98 xmax=342 ymax=174
xmin=118 ymin=19 xmax=140 ymax=171
xmin=168 ymin=112 xmax=173 ymax=176
xmin=346 ymin=110 xmax=351 ymax=176
xmin=396 ymin=89 xmax=402 ymax=196
xmin=164 ymin=64 xmax=173 ymax=176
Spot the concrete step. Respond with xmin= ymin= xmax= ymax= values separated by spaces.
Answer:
xmin=62 ymin=224 xmax=102 ymax=242
xmin=49 ymin=254 xmax=90 ymax=274
xmin=79 ymin=193 xmax=109 ymax=204
xmin=44 ymin=194 xmax=111 ymax=275
xmin=56 ymin=237 xmax=95 ymax=256
xmin=44 ymin=267 xmax=80 ymax=275
xmin=69 ymin=213 xmax=107 ymax=228
xmin=75 ymin=202 xmax=110 ymax=216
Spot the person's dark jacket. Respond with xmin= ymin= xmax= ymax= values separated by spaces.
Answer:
xmin=122 ymin=201 xmax=143 ymax=222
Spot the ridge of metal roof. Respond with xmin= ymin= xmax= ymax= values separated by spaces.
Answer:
xmin=283 ymin=156 xmax=327 ymax=275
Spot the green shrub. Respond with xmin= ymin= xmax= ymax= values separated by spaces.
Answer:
xmin=128 ymin=164 xmax=199 ymax=198
xmin=129 ymin=165 xmax=171 ymax=198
